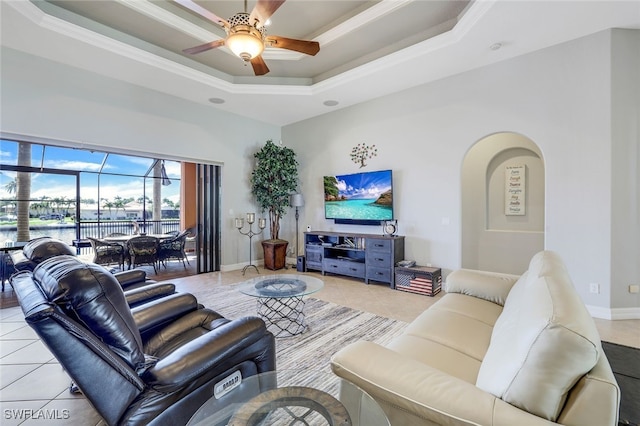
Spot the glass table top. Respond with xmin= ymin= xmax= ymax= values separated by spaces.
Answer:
xmin=187 ymin=369 xmax=390 ymax=426
xmin=238 ymin=274 xmax=324 ymax=298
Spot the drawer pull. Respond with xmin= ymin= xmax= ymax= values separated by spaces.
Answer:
xmin=376 ymin=272 xmax=383 ymax=275
xmin=376 ymin=258 xmax=384 ymax=262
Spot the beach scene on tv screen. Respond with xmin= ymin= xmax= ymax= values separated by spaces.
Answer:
xmin=324 ymin=170 xmax=393 ymax=220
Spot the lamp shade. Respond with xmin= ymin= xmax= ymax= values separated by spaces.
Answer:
xmin=226 ymin=28 xmax=264 ymax=61
xmin=290 ymin=193 xmax=304 ymax=207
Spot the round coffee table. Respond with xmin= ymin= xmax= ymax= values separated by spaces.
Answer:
xmin=187 ymin=370 xmax=390 ymax=426
xmin=238 ymin=274 xmax=324 ymax=337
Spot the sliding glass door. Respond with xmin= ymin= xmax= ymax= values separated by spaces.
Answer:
xmin=195 ymin=164 xmax=221 ymax=273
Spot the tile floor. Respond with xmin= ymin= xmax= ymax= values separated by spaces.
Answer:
xmin=1 ymin=265 xmax=638 ymax=425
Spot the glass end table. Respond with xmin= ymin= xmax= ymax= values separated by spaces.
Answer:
xmin=238 ymin=274 xmax=324 ymax=338
xmin=187 ymin=369 xmax=389 ymax=426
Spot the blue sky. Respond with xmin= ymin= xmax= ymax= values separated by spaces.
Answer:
xmin=0 ymin=140 xmax=181 ymax=204
xmin=334 ymin=170 xmax=392 ymax=200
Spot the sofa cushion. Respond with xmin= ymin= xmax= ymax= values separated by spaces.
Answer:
xmin=476 ymin=251 xmax=600 ymax=421
xmin=445 ymin=268 xmax=520 ymax=306
xmin=387 ymin=335 xmax=483 ymax=383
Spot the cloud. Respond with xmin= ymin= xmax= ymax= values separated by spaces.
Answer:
xmin=47 ymin=160 xmax=112 ymax=172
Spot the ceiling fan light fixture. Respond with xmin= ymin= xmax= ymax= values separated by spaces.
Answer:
xmin=225 ymin=12 xmax=265 ymax=61
xmin=226 ymin=27 xmax=264 ymax=61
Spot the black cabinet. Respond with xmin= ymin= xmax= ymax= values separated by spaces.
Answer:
xmin=304 ymin=231 xmax=404 ymax=287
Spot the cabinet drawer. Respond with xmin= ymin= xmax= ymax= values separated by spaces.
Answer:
xmin=366 ymin=251 xmax=392 ymax=267
xmin=366 ymin=266 xmax=392 ymax=284
xmin=366 ymin=238 xmax=391 ymax=252
xmin=323 ymin=259 xmax=365 ymax=278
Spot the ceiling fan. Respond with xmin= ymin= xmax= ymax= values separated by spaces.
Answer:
xmin=176 ymin=0 xmax=320 ymax=76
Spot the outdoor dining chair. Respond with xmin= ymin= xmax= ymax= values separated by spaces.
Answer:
xmin=88 ymin=237 xmax=125 ymax=270
xmin=127 ymin=235 xmax=159 ymax=273
xmin=157 ymin=230 xmax=190 ymax=268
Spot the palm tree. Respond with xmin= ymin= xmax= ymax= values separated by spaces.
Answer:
xmin=162 ymin=198 xmax=175 ymax=209
xmin=101 ymin=199 xmax=114 ymax=219
xmin=16 ymin=143 xmax=32 ymax=242
xmin=113 ymin=196 xmax=126 ymax=219
xmin=4 ymin=178 xmax=16 ymax=195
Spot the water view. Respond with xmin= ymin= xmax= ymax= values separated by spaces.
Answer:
xmin=0 ymin=221 xmax=179 ymax=246
xmin=324 ymin=199 xmax=393 ymax=220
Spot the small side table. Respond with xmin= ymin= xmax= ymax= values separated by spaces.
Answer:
xmin=394 ymin=265 xmax=442 ymax=296
xmin=238 ymin=274 xmax=324 ymax=337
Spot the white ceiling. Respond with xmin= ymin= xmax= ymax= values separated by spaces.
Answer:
xmin=1 ymin=1 xmax=639 ymax=126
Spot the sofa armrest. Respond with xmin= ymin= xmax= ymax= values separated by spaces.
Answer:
xmin=331 ymin=341 xmax=552 ymax=426
xmin=131 ymin=293 xmax=199 ymax=334
xmin=445 ymin=269 xmax=521 ymax=306
xmin=9 ymin=250 xmax=36 ymax=272
xmin=114 ymin=269 xmax=148 ymax=288
xmin=142 ymin=316 xmax=272 ymax=391
xmin=124 ymin=283 xmax=176 ymax=307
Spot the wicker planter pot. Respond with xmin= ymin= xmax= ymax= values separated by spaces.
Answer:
xmin=262 ymin=239 xmax=288 ymax=270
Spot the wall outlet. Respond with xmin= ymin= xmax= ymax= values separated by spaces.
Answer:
xmin=629 ymin=285 xmax=640 ymax=294
xmin=589 ymin=283 xmax=600 ymax=294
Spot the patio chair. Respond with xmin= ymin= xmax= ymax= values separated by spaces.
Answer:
xmin=157 ymin=230 xmax=190 ymax=268
xmin=127 ymin=235 xmax=159 ymax=273
xmin=88 ymin=237 xmax=125 ymax=270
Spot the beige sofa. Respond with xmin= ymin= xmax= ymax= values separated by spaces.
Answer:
xmin=331 ymin=251 xmax=620 ymax=425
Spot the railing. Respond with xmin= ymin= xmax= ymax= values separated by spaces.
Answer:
xmin=78 ymin=220 xmax=180 ymax=239
xmin=75 ymin=220 xmax=180 ymax=255
xmin=1 ymin=220 xmax=181 ymax=255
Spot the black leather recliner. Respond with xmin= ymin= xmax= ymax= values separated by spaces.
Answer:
xmin=8 ymin=237 xmax=167 ymax=302
xmin=11 ymin=255 xmax=276 ymax=426
xmin=9 ymin=236 xmax=76 ymax=272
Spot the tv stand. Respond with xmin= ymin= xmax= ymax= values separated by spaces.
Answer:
xmin=304 ymin=231 xmax=405 ymax=287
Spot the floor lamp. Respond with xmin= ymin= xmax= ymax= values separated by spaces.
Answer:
xmin=290 ymin=193 xmax=304 ymax=261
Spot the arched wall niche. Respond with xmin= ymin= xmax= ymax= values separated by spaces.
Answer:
xmin=461 ymin=132 xmax=545 ymax=274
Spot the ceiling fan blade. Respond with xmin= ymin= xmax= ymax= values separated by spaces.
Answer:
xmin=183 ymin=39 xmax=225 ymax=55
xmin=265 ymin=36 xmax=320 ymax=56
xmin=250 ymin=56 xmax=270 ymax=76
xmin=249 ymin=0 xmax=285 ymax=26
xmin=174 ymin=0 xmax=229 ymax=27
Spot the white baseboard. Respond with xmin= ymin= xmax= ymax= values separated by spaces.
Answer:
xmin=587 ymin=305 xmax=640 ymax=320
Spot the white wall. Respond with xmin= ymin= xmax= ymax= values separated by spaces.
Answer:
xmin=0 ymin=47 xmax=281 ymax=267
xmin=610 ymin=29 xmax=640 ymax=314
xmin=1 ymin=28 xmax=637 ymax=318
xmin=461 ymin=133 xmax=544 ymax=274
xmin=283 ymin=29 xmax=639 ymax=318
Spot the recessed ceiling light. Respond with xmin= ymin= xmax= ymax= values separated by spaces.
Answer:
xmin=208 ymin=97 xmax=225 ymax=104
xmin=323 ymin=100 xmax=339 ymax=107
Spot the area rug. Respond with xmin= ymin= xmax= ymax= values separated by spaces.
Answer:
xmin=602 ymin=341 xmax=640 ymax=426
xmin=178 ymin=282 xmax=408 ymax=373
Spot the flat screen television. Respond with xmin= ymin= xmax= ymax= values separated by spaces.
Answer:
xmin=324 ymin=169 xmax=393 ymax=225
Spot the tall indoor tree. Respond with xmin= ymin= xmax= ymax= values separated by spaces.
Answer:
xmin=251 ymin=139 xmax=299 ymax=240
xmin=250 ymin=140 xmax=299 ymax=270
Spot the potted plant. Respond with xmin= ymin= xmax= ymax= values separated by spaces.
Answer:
xmin=251 ymin=139 xmax=299 ymax=270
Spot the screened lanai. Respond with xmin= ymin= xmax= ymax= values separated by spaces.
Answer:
xmin=0 ymin=138 xmax=220 ymax=276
